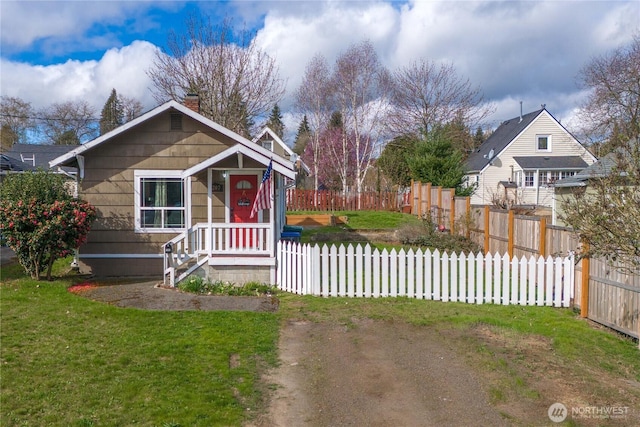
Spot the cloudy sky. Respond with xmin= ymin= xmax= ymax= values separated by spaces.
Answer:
xmin=1 ymin=0 xmax=638 ymax=144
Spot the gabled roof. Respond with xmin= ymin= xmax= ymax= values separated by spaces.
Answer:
xmin=7 ymin=143 xmax=76 ymax=170
xmin=49 ymin=100 xmax=295 ymax=176
xmin=183 ymin=143 xmax=296 ymax=180
xmin=252 ymin=126 xmax=295 ymax=157
xmin=513 ymin=156 xmax=588 ymax=170
xmin=465 ymin=108 xmax=545 ymax=172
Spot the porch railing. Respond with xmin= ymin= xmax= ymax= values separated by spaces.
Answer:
xmin=163 ymin=222 xmax=274 ymax=286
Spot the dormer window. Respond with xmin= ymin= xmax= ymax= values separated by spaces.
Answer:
xmin=261 ymin=140 xmax=273 ymax=151
xmin=536 ymin=135 xmax=551 ymax=152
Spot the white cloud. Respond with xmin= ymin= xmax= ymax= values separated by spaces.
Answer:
xmin=0 ymin=41 xmax=159 ymax=112
xmin=1 ymin=0 xmax=638 ymax=141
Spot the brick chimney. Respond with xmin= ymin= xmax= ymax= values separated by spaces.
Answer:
xmin=183 ymin=93 xmax=200 ymax=113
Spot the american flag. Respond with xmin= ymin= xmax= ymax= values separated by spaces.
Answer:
xmin=250 ymin=160 xmax=273 ymax=218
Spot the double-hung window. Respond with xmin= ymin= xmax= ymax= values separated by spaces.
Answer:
xmin=135 ymin=170 xmax=186 ymax=232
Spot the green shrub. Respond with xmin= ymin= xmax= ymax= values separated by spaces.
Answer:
xmin=177 ymin=278 xmax=277 ymax=296
xmin=399 ymin=216 xmax=483 ymax=255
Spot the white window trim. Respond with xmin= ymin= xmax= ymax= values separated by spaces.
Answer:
xmin=134 ymin=170 xmax=190 ymax=233
xmin=536 ymin=134 xmax=552 ymax=152
xmin=524 ymin=171 xmax=536 ymax=188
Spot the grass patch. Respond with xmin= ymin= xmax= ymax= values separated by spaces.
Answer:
xmin=1 ymin=261 xmax=279 ymax=427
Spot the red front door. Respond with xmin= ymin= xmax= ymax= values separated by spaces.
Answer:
xmin=230 ymin=175 xmax=258 ymax=248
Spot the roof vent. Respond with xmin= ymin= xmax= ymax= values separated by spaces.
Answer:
xmin=170 ymin=113 xmax=183 ymax=131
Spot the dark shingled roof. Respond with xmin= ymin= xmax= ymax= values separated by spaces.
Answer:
xmin=465 ymin=109 xmax=544 ymax=172
xmin=0 ymin=154 xmax=37 ymax=172
xmin=513 ymin=156 xmax=588 ymax=170
xmin=5 ymin=144 xmax=77 ymax=172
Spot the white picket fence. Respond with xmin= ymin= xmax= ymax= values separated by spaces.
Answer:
xmin=276 ymin=242 xmax=574 ymax=307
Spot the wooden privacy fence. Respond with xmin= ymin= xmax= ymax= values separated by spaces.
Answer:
xmin=408 ymin=180 xmax=639 ymax=339
xmin=286 ymin=189 xmax=405 ymax=212
xmin=276 ymin=241 xmax=574 ymax=307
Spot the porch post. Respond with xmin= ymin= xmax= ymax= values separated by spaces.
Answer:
xmin=207 ymin=168 xmax=212 ymax=256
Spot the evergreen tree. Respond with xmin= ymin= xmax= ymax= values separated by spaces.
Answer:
xmin=99 ymin=89 xmax=123 ymax=135
xmin=266 ymin=104 xmax=285 ymax=138
xmin=293 ymin=115 xmax=311 ymax=155
xmin=406 ymin=126 xmax=473 ymax=196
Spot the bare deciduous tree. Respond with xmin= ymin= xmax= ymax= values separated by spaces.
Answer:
xmin=39 ymin=100 xmax=97 ymax=145
xmin=561 ymin=35 xmax=640 ymax=273
xmin=1 ymin=96 xmax=36 ymax=149
xmin=119 ymin=94 xmax=144 ymax=123
xmin=148 ymin=14 xmax=285 ymax=138
xmin=387 ymin=59 xmax=493 ymax=138
xmin=576 ymin=34 xmax=640 ymax=149
xmin=295 ymin=54 xmax=333 ymax=191
xmin=331 ymin=40 xmax=390 ymax=202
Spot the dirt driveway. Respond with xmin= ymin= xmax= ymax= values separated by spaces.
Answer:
xmin=252 ymin=318 xmax=640 ymax=427
xmin=253 ymin=319 xmax=510 ymax=427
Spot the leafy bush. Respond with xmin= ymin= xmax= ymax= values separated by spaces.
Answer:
xmin=399 ymin=216 xmax=483 ymax=255
xmin=0 ymin=171 xmax=96 ymax=280
xmin=177 ymin=278 xmax=277 ymax=296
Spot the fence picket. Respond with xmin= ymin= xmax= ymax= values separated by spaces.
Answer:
xmin=398 ymin=249 xmax=407 ymax=297
xmin=476 ymin=253 xmax=484 ymax=304
xmin=424 ymin=249 xmax=433 ymax=300
xmin=364 ymin=245 xmax=372 ymax=298
xmin=407 ymin=248 xmax=415 ymax=298
xmin=390 ymin=249 xmax=398 ymax=297
xmin=347 ymin=244 xmax=355 ymax=297
xmin=493 ymin=253 xmax=502 ymax=304
xmin=510 ymin=256 xmax=519 ymax=305
xmin=518 ymin=257 xmax=527 ymax=305
xmin=502 ymin=254 xmax=511 ymax=305
xmin=433 ymin=249 xmax=441 ymax=301
xmin=276 ymin=243 xmax=574 ymax=309
xmin=545 ymin=256 xmax=554 ymax=306
xmin=467 ymin=253 xmax=475 ymax=304
xmin=485 ymin=253 xmax=493 ymax=304
xmin=373 ymin=247 xmax=380 ymax=298
xmin=527 ymin=257 xmax=536 ymax=305
xmin=381 ymin=249 xmax=389 ymax=297
xmin=415 ymin=248 xmax=424 ymax=300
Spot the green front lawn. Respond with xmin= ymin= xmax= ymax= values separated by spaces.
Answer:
xmin=1 ymin=261 xmax=279 ymax=427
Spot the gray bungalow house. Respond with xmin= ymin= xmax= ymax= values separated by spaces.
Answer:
xmin=50 ymin=98 xmax=296 ymax=286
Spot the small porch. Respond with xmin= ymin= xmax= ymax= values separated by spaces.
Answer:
xmin=163 ymin=222 xmax=278 ymax=287
xmin=162 ymin=143 xmax=297 ymax=287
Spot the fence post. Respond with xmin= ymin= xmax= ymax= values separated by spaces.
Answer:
xmin=450 ymin=192 xmax=456 ymax=233
xmin=508 ymin=209 xmax=514 ymax=258
xmin=465 ymin=196 xmax=471 ymax=239
xmin=484 ymin=206 xmax=490 ymax=254
xmin=437 ymin=186 xmax=443 ymax=225
xmin=416 ymin=180 xmax=421 ymax=218
xmin=426 ymin=182 xmax=431 ymax=219
xmin=580 ymin=242 xmax=590 ymax=318
xmin=539 ymin=217 xmax=547 ymax=257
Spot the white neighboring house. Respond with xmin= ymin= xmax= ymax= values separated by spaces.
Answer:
xmin=465 ymin=107 xmax=596 ymax=208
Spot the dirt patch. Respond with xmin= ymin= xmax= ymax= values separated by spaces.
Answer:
xmin=250 ymin=320 xmax=640 ymax=427
xmin=75 ymin=282 xmax=279 ymax=312
xmin=251 ymin=319 xmax=510 ymax=427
